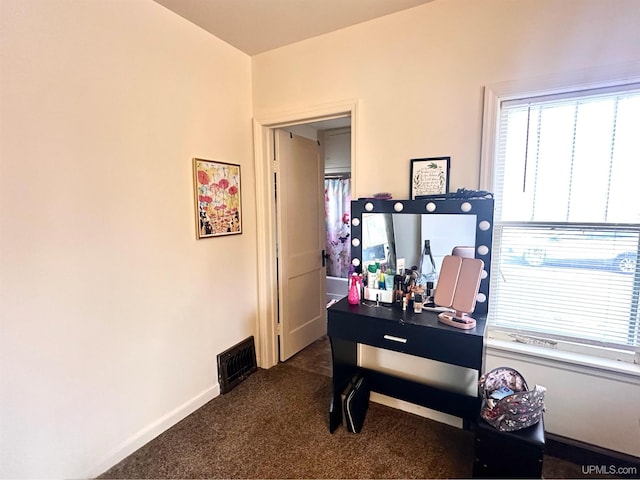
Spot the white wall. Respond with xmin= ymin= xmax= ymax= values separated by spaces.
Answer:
xmin=252 ymin=0 xmax=640 ymax=456
xmin=0 ymin=1 xmax=255 ymax=478
xmin=253 ymin=0 xmax=640 ymax=200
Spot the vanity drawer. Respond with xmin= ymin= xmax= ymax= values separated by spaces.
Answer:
xmin=328 ymin=309 xmax=483 ymax=369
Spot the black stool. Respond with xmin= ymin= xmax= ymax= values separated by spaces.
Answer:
xmin=473 ymin=416 xmax=545 ymax=478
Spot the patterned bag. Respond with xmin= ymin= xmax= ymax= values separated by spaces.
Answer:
xmin=478 ymin=367 xmax=546 ymax=432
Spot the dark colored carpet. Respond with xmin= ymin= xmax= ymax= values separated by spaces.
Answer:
xmin=99 ymin=337 xmax=589 ymax=479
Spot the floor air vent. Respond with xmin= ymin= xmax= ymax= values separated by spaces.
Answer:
xmin=217 ymin=336 xmax=257 ymax=394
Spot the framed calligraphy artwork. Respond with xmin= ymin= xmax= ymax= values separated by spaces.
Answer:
xmin=410 ymin=157 xmax=450 ymax=199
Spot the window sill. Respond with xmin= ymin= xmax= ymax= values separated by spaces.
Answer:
xmin=486 ymin=338 xmax=640 ymax=385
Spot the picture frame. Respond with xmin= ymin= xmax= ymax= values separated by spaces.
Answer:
xmin=193 ymin=158 xmax=242 ymax=238
xmin=410 ymin=157 xmax=450 ymax=199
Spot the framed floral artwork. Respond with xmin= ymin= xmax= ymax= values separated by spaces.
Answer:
xmin=410 ymin=157 xmax=450 ymax=199
xmin=193 ymin=158 xmax=242 ymax=238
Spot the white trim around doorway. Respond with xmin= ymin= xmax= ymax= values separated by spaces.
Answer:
xmin=252 ymin=99 xmax=359 ymax=368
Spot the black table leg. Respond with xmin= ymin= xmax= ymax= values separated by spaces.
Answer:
xmin=328 ymin=336 xmax=358 ymax=432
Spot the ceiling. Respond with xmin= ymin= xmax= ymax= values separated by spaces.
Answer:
xmin=153 ymin=0 xmax=434 ymax=56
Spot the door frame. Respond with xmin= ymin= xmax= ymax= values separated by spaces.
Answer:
xmin=252 ymin=99 xmax=359 ymax=368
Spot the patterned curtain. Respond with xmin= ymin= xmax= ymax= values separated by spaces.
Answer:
xmin=324 ymin=178 xmax=351 ymax=278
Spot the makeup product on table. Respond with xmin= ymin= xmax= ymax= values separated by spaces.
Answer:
xmin=413 ymin=293 xmax=423 ymax=313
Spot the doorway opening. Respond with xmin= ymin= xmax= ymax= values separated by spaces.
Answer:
xmin=287 ymin=121 xmax=352 ymax=308
xmin=253 ymin=101 xmax=357 ymax=369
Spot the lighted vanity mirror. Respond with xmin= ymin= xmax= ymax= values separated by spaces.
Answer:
xmin=350 ymin=197 xmax=494 ymax=315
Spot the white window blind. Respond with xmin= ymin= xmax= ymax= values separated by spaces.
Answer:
xmin=490 ymin=84 xmax=640 ymax=352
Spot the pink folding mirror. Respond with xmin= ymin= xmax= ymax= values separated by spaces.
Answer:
xmin=434 ymin=255 xmax=484 ymax=329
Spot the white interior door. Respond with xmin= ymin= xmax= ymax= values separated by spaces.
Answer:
xmin=275 ymin=130 xmax=327 ymax=361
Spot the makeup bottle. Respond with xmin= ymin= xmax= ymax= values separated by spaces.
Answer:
xmin=367 ymin=264 xmax=377 ymax=288
xmin=425 ymin=281 xmax=435 ymax=306
xmin=394 ymin=276 xmax=404 ymax=304
xmin=385 ymin=270 xmax=395 ymax=290
xmin=413 ymin=293 xmax=424 ymax=314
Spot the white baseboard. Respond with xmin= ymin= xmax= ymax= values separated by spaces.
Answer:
xmin=86 ymin=383 xmax=220 ymax=478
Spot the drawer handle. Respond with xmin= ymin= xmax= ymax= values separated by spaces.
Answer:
xmin=383 ymin=334 xmax=407 ymax=343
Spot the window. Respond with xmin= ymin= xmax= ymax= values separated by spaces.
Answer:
xmin=485 ymin=82 xmax=640 ymax=357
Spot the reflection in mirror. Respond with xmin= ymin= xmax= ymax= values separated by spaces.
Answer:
xmin=362 ymin=213 xmax=397 ymax=272
xmin=361 ymin=214 xmax=476 ymax=279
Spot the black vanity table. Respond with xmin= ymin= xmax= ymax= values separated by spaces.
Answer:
xmin=329 ymin=195 xmax=495 ymax=433
xmin=327 ymin=297 xmax=487 ymax=432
